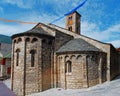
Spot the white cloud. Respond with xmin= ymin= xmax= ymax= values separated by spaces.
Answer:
xmin=0 ymin=12 xmax=65 ymax=36
xmin=0 ymin=6 xmax=3 ymax=12
xmin=0 ymin=24 xmax=34 ymax=36
xmin=81 ymin=21 xmax=120 ymax=47
xmin=108 ymin=40 xmax=120 ymax=48
xmin=1 ymin=0 xmax=36 ymax=9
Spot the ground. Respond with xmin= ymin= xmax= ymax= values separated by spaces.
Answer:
xmin=28 ymin=76 xmax=120 ymax=96
xmin=2 ymin=76 xmax=120 ymax=96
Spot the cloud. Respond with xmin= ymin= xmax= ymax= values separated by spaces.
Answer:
xmin=81 ymin=21 xmax=120 ymax=47
xmin=1 ymin=0 xmax=36 ymax=9
xmin=0 ymin=6 xmax=3 ymax=12
xmin=0 ymin=24 xmax=34 ymax=36
xmin=108 ymin=40 xmax=120 ymax=48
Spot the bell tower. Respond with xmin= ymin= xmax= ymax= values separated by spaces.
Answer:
xmin=66 ymin=11 xmax=81 ymax=35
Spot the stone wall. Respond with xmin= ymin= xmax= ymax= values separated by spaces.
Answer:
xmin=110 ymin=45 xmax=120 ymax=80
xmin=56 ymin=52 xmax=107 ymax=89
xmin=12 ymin=36 xmax=42 ymax=96
xmin=12 ymin=36 xmax=25 ymax=96
xmin=25 ymin=36 xmax=41 ymax=94
xmin=41 ymin=37 xmax=54 ymax=91
xmin=49 ymin=24 xmax=111 ymax=81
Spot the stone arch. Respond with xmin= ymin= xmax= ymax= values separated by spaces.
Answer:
xmin=15 ymin=48 xmax=20 ymax=52
xmin=76 ymin=55 xmax=82 ymax=59
xmin=14 ymin=39 xmax=17 ymax=43
xmin=15 ymin=48 xmax=21 ymax=66
xmin=29 ymin=49 xmax=36 ymax=67
xmin=86 ymin=55 xmax=91 ymax=63
xmin=76 ymin=55 xmax=82 ymax=64
xmin=70 ymin=55 xmax=76 ymax=63
xmin=31 ymin=38 xmax=38 ymax=43
xmin=25 ymin=37 xmax=30 ymax=42
xmin=17 ymin=37 xmax=22 ymax=43
xmin=65 ymin=60 xmax=72 ymax=73
xmin=65 ymin=55 xmax=69 ymax=61
xmin=70 ymin=55 xmax=76 ymax=59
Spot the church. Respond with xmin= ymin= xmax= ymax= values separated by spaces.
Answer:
xmin=11 ymin=11 xmax=120 ymax=96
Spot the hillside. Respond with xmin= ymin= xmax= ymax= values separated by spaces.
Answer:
xmin=0 ymin=34 xmax=12 ymax=44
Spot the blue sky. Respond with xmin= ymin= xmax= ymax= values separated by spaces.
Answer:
xmin=0 ymin=0 xmax=120 ymax=47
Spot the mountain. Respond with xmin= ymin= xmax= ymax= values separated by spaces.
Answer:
xmin=0 ymin=34 xmax=12 ymax=44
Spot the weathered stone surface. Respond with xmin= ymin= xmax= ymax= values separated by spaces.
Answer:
xmin=11 ymin=12 xmax=120 ymax=96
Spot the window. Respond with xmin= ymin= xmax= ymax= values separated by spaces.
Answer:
xmin=14 ymin=40 xmax=16 ymax=43
xmin=16 ymin=49 xmax=20 ymax=66
xmin=31 ymin=38 xmax=38 ymax=43
xmin=68 ymin=26 xmax=72 ymax=31
xmin=18 ymin=38 xmax=22 ymax=43
xmin=65 ymin=61 xmax=72 ymax=74
xmin=30 ymin=50 xmax=36 ymax=67
xmin=68 ymin=16 xmax=72 ymax=20
xmin=26 ymin=37 xmax=30 ymax=42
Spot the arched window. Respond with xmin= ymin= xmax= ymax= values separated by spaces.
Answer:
xmin=68 ymin=26 xmax=72 ymax=31
xmin=25 ymin=37 xmax=30 ymax=42
xmin=16 ymin=49 xmax=20 ymax=66
xmin=31 ymin=38 xmax=38 ymax=43
xmin=14 ymin=39 xmax=16 ymax=43
xmin=65 ymin=61 xmax=72 ymax=74
xmin=18 ymin=38 xmax=22 ymax=42
xmin=30 ymin=50 xmax=36 ymax=67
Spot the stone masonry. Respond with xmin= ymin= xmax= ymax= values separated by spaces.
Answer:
xmin=11 ymin=11 xmax=120 ymax=96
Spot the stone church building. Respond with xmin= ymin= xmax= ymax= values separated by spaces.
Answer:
xmin=11 ymin=12 xmax=120 ymax=96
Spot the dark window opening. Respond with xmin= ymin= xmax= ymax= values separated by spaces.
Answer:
xmin=18 ymin=38 xmax=22 ymax=42
xmin=16 ymin=49 xmax=20 ymax=66
xmin=26 ymin=38 xmax=30 ymax=42
xmin=14 ymin=40 xmax=16 ymax=43
xmin=32 ymin=38 xmax=38 ymax=43
xmin=68 ymin=16 xmax=72 ymax=20
xmin=68 ymin=26 xmax=72 ymax=31
xmin=30 ymin=50 xmax=36 ymax=67
xmin=65 ymin=61 xmax=72 ymax=73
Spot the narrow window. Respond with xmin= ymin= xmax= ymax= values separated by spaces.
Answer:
xmin=16 ymin=49 xmax=20 ymax=66
xmin=26 ymin=37 xmax=30 ymax=42
xmin=65 ymin=61 xmax=72 ymax=74
xmin=68 ymin=62 xmax=72 ymax=72
xmin=30 ymin=50 xmax=36 ymax=67
xmin=18 ymin=38 xmax=22 ymax=43
xmin=68 ymin=16 xmax=72 ymax=20
xmin=68 ymin=26 xmax=72 ymax=31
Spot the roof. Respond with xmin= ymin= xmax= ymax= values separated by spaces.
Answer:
xmin=56 ymin=38 xmax=102 ymax=53
xmin=12 ymin=24 xmax=55 ymax=38
xmin=0 ymin=43 xmax=12 ymax=58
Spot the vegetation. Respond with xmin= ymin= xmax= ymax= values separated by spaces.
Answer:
xmin=0 ymin=34 xmax=12 ymax=44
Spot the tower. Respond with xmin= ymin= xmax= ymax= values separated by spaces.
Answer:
xmin=66 ymin=11 xmax=81 ymax=34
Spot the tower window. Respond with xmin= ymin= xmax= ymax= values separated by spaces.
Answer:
xmin=30 ymin=50 xmax=36 ymax=67
xmin=68 ymin=16 xmax=72 ymax=20
xmin=16 ymin=49 xmax=20 ymax=66
xmin=68 ymin=26 xmax=72 ymax=31
xmin=65 ymin=61 xmax=72 ymax=74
